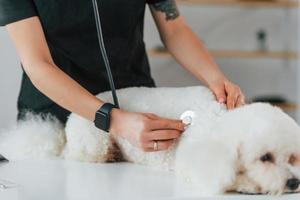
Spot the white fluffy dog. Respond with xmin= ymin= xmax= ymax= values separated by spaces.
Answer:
xmin=1 ymin=86 xmax=300 ymax=195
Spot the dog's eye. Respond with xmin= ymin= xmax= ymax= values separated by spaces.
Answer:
xmin=260 ymin=153 xmax=274 ymax=163
xmin=289 ymin=154 xmax=298 ymax=165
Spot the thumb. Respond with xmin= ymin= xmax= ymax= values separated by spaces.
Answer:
xmin=212 ymin=86 xmax=227 ymax=104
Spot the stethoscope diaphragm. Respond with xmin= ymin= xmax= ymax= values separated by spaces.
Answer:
xmin=180 ymin=110 xmax=196 ymax=126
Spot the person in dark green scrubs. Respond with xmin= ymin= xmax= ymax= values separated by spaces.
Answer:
xmin=0 ymin=0 xmax=245 ymax=151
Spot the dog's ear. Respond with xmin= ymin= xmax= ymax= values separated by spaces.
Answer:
xmin=174 ymin=138 xmax=239 ymax=195
xmin=226 ymin=144 xmax=260 ymax=194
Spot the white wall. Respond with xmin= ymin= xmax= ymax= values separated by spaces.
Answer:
xmin=0 ymin=5 xmax=299 ymax=129
xmin=0 ymin=29 xmax=22 ymax=129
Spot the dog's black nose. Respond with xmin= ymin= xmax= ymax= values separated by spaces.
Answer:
xmin=286 ymin=178 xmax=300 ymax=191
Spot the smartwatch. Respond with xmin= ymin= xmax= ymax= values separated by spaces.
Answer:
xmin=94 ymin=103 xmax=117 ymax=132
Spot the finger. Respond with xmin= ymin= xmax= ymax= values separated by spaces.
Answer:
xmin=227 ymin=90 xmax=241 ymax=109
xmin=226 ymin=92 xmax=236 ymax=110
xmin=150 ymin=118 xmax=185 ymax=131
xmin=212 ymin=85 xmax=227 ymax=104
xmin=144 ymin=113 xmax=159 ymax=120
xmin=235 ymin=94 xmax=246 ymax=108
xmin=225 ymin=84 xmax=241 ymax=109
xmin=145 ymin=139 xmax=176 ymax=152
xmin=146 ymin=130 xmax=182 ymax=141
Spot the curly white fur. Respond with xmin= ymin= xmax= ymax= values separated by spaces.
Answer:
xmin=0 ymin=113 xmax=65 ymax=160
xmin=1 ymin=86 xmax=300 ymax=195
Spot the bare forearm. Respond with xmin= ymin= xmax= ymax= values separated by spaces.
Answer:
xmin=5 ymin=17 xmax=103 ymax=121
xmin=163 ymin=25 xmax=226 ymax=86
xmin=150 ymin=1 xmax=245 ymax=108
xmin=25 ymin=62 xmax=103 ymax=121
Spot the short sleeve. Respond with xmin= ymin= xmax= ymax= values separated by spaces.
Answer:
xmin=146 ymin=0 xmax=167 ymax=4
xmin=0 ymin=0 xmax=37 ymax=26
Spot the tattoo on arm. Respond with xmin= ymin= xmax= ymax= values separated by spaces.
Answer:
xmin=150 ymin=0 xmax=180 ymax=21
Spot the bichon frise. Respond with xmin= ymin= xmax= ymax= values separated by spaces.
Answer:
xmin=1 ymin=86 xmax=300 ymax=195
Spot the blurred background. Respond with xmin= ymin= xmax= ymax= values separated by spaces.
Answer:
xmin=0 ymin=0 xmax=299 ymax=129
xmin=146 ymin=0 xmax=300 ymax=122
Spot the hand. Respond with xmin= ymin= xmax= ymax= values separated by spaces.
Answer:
xmin=209 ymin=78 xmax=245 ymax=110
xmin=109 ymin=109 xmax=185 ymax=152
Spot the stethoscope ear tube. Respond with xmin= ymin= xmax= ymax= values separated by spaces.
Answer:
xmin=92 ymin=0 xmax=120 ymax=108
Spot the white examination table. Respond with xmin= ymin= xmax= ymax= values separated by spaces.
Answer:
xmin=0 ymin=160 xmax=299 ymax=200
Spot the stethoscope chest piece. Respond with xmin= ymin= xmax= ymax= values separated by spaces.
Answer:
xmin=180 ymin=110 xmax=196 ymax=126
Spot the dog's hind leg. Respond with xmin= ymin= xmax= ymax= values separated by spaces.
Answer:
xmin=63 ymin=114 xmax=120 ymax=162
xmin=0 ymin=113 xmax=66 ymax=161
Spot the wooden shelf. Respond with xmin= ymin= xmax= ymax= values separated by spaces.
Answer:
xmin=178 ymin=0 xmax=299 ymax=8
xmin=273 ymin=103 xmax=297 ymax=112
xmin=147 ymin=48 xmax=298 ymax=59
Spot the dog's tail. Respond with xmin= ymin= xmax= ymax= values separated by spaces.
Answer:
xmin=0 ymin=113 xmax=66 ymax=161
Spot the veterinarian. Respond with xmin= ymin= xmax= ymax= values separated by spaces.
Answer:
xmin=0 ymin=0 xmax=245 ymax=152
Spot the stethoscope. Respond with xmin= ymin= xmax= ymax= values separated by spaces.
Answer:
xmin=92 ymin=0 xmax=120 ymax=108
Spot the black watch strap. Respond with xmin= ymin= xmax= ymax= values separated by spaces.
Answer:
xmin=94 ymin=103 xmax=116 ymax=132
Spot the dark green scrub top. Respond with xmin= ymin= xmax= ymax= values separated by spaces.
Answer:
xmin=0 ymin=0 xmax=164 ymax=124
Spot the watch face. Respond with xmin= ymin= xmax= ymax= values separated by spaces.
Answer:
xmin=94 ymin=103 xmax=115 ymax=132
xmin=95 ymin=111 xmax=109 ymax=131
